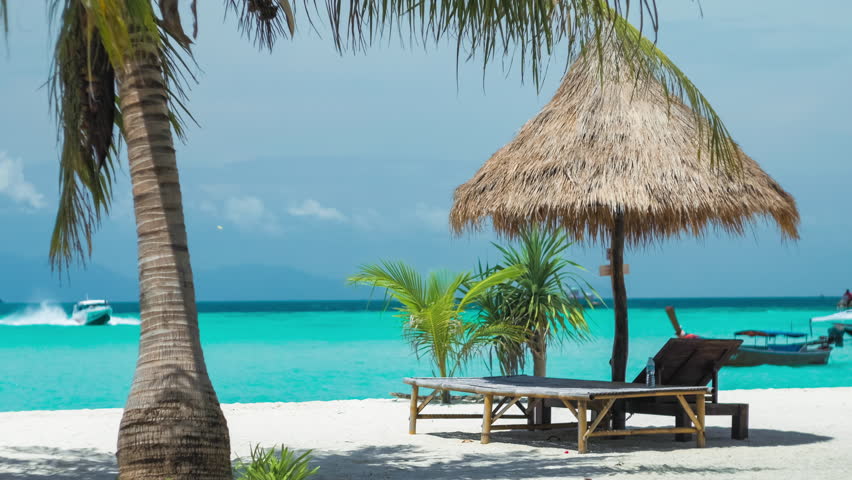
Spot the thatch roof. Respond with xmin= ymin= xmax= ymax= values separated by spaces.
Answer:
xmin=450 ymin=44 xmax=799 ymax=245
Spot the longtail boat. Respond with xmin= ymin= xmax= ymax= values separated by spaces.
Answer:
xmin=726 ymin=330 xmax=832 ymax=367
xmin=664 ymin=306 xmax=833 ymax=367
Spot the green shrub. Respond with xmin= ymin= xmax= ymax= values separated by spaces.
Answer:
xmin=234 ymin=445 xmax=319 ymax=480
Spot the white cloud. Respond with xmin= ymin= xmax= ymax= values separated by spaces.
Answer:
xmin=415 ymin=203 xmax=448 ymax=232
xmin=351 ymin=208 xmax=381 ymax=230
xmin=0 ymin=153 xmax=46 ymax=210
xmin=198 ymin=200 xmax=219 ymax=216
xmin=288 ymin=199 xmax=347 ymax=222
xmin=224 ymin=195 xmax=283 ymax=234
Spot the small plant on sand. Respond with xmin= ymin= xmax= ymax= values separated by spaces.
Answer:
xmin=234 ymin=445 xmax=319 ymax=480
xmin=349 ymin=261 xmax=526 ymax=403
xmin=478 ymin=227 xmax=595 ymax=377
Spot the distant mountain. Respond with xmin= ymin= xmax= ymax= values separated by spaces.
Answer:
xmin=0 ymin=255 xmax=138 ymax=302
xmin=194 ymin=264 xmax=368 ymax=301
xmin=0 ymin=255 xmax=366 ymax=302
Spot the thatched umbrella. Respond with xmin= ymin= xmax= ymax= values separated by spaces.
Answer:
xmin=450 ymin=42 xmax=799 ymax=422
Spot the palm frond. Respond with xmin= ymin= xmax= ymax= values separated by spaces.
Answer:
xmin=1 ymin=0 xmax=8 ymax=38
xmin=323 ymin=1 xmax=655 ymax=84
xmin=158 ymin=0 xmax=193 ymax=48
xmin=48 ymin=0 xmax=119 ymax=271
xmin=425 ymin=269 xmax=467 ymax=306
xmin=226 ymin=0 xmax=296 ymax=51
xmin=479 ymin=225 xmax=595 ymax=373
xmin=350 ymin=259 xmax=529 ymax=380
xmin=158 ymin=27 xmax=200 ymax=141
xmin=459 ymin=264 xmax=525 ymax=311
xmin=315 ymin=1 xmax=732 ymax=167
xmin=47 ymin=0 xmax=198 ymax=270
xmin=76 ymin=0 xmax=196 ymax=134
xmin=452 ymin=321 xmax=526 ymax=376
xmin=604 ymin=10 xmax=738 ymax=169
xmin=348 ymin=260 xmax=428 ymax=313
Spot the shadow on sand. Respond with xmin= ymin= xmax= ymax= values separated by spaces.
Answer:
xmin=429 ymin=425 xmax=833 ymax=451
xmin=0 ymin=426 xmax=831 ymax=480
xmin=310 ymin=426 xmax=832 ymax=480
xmin=0 ymin=447 xmax=117 ymax=480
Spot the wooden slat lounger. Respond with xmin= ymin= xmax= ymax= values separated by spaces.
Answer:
xmin=404 ymin=375 xmax=709 ymax=453
xmin=627 ymin=338 xmax=748 ymax=440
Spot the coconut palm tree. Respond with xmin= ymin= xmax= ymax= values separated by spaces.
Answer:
xmin=0 ymin=1 xmax=739 ymax=479
xmin=478 ymin=227 xmax=596 ymax=423
xmin=348 ymin=260 xmax=526 ymax=403
xmin=479 ymin=227 xmax=594 ymax=379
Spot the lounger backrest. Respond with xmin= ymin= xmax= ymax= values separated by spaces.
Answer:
xmin=633 ymin=338 xmax=743 ymax=387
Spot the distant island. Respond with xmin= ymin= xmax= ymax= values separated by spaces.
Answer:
xmin=0 ymin=254 xmax=368 ymax=302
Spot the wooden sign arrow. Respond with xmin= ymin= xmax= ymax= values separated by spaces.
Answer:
xmin=599 ymin=264 xmax=630 ymax=277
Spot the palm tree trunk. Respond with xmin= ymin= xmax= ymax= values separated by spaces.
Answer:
xmin=439 ymin=360 xmax=451 ymax=404
xmin=531 ymin=329 xmax=547 ymax=377
xmin=610 ymin=211 xmax=629 ymax=430
xmin=115 ymin=38 xmax=231 ymax=480
xmin=531 ymin=328 xmax=550 ymax=425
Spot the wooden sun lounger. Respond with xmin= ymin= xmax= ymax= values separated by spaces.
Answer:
xmin=404 ymin=375 xmax=710 ymax=453
xmin=626 ymin=338 xmax=748 ymax=440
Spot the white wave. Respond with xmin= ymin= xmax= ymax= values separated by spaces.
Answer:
xmin=108 ymin=316 xmax=140 ymax=326
xmin=0 ymin=302 xmax=139 ymax=326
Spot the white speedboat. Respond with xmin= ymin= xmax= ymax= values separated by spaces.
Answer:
xmin=71 ymin=300 xmax=113 ymax=326
xmin=811 ymin=310 xmax=852 ymax=346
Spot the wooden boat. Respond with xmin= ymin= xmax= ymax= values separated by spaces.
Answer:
xmin=726 ymin=330 xmax=832 ymax=367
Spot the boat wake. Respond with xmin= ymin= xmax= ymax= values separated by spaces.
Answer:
xmin=0 ymin=303 xmax=140 ymax=326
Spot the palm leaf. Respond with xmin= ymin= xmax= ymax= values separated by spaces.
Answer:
xmin=480 ymin=225 xmax=595 ymax=374
xmin=459 ymin=264 xmax=525 ymax=311
xmin=315 ymin=1 xmax=733 ymax=167
xmin=46 ymin=0 xmax=199 ymax=271
xmin=602 ymin=8 xmax=738 ymax=169
xmin=158 ymin=0 xmax=193 ymax=48
xmin=451 ymin=321 xmax=526 ymax=376
xmin=0 ymin=0 xmax=8 ymax=38
xmin=48 ymin=0 xmax=120 ymax=272
xmin=349 ymin=259 xmax=529 ymax=380
xmin=348 ymin=260 xmax=428 ymax=313
xmin=226 ymin=0 xmax=296 ymax=51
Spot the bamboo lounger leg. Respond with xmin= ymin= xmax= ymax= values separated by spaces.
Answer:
xmin=409 ymin=385 xmax=419 ymax=434
xmin=577 ymin=400 xmax=588 ymax=454
xmin=585 ymin=398 xmax=616 ymax=438
xmin=409 ymin=386 xmax=438 ymax=434
xmin=560 ymin=399 xmax=578 ymax=419
xmin=526 ymin=398 xmax=539 ymax=429
xmin=492 ymin=396 xmax=508 ymax=416
xmin=492 ymin=397 xmax=522 ymax=423
xmin=696 ymin=393 xmax=706 ymax=448
xmin=482 ymin=394 xmax=493 ymax=444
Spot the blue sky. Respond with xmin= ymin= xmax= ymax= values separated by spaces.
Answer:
xmin=1 ymin=1 xmax=850 ymax=300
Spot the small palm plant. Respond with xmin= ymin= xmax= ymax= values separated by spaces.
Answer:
xmin=234 ymin=445 xmax=319 ymax=480
xmin=349 ymin=261 xmax=526 ymax=403
xmin=479 ymin=227 xmax=596 ymax=378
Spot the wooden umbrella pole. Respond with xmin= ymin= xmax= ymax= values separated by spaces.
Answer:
xmin=610 ymin=211 xmax=629 ymax=430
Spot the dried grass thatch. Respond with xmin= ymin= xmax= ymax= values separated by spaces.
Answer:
xmin=451 ymin=43 xmax=799 ymax=245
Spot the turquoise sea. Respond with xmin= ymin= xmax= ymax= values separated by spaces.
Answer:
xmin=0 ymin=298 xmax=850 ymax=412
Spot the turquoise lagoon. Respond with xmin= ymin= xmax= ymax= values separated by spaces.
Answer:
xmin=0 ymin=298 xmax=850 ymax=412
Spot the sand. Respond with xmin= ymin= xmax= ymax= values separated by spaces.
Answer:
xmin=1 ymin=387 xmax=849 ymax=479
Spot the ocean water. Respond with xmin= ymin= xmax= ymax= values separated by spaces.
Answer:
xmin=0 ymin=298 xmax=850 ymax=412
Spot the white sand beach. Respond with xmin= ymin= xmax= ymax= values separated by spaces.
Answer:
xmin=1 ymin=387 xmax=849 ymax=479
